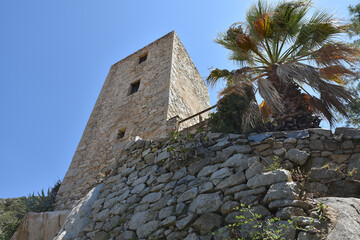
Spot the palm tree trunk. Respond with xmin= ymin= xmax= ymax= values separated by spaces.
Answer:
xmin=267 ymin=66 xmax=321 ymax=130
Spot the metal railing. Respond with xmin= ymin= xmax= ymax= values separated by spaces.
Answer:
xmin=178 ymin=104 xmax=217 ymax=124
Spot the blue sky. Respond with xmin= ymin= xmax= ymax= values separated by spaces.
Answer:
xmin=0 ymin=0 xmax=358 ymax=198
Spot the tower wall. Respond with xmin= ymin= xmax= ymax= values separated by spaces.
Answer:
xmin=56 ymin=31 xmax=210 ymax=210
xmin=168 ymin=32 xmax=210 ymax=128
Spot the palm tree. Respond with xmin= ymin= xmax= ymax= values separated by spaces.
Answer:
xmin=207 ymin=0 xmax=360 ymax=130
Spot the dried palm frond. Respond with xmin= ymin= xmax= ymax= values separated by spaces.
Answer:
xmin=319 ymin=65 xmax=354 ymax=84
xmin=276 ymin=62 xmax=353 ymax=125
xmin=311 ymin=43 xmax=360 ymax=67
xmin=259 ymin=100 xmax=272 ymax=122
xmin=308 ymin=96 xmax=334 ymax=125
xmin=316 ymin=81 xmax=353 ymax=115
xmin=241 ymin=100 xmax=263 ymax=132
xmin=232 ymin=67 xmax=254 ymax=84
xmin=258 ymin=78 xmax=285 ymax=114
xmin=276 ymin=62 xmax=322 ymax=86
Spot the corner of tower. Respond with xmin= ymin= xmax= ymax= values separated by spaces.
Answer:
xmin=167 ymin=32 xmax=210 ymax=129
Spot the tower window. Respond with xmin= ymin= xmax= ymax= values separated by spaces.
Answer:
xmin=117 ymin=128 xmax=126 ymax=139
xmin=129 ymin=80 xmax=140 ymax=95
xmin=138 ymin=53 xmax=147 ymax=64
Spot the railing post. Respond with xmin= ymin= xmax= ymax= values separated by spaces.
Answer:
xmin=166 ymin=116 xmax=180 ymax=135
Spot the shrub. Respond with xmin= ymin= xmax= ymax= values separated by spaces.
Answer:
xmin=25 ymin=180 xmax=61 ymax=212
xmin=225 ymin=204 xmax=297 ymax=240
xmin=208 ymin=90 xmax=262 ymax=134
xmin=0 ymin=197 xmax=27 ymax=240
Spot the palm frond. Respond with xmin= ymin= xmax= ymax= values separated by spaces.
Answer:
xmin=219 ymin=82 xmax=253 ymax=98
xmin=241 ymin=99 xmax=263 ymax=132
xmin=273 ymin=0 xmax=311 ymax=38
xmin=293 ymin=10 xmax=342 ymax=56
xmin=276 ymin=62 xmax=353 ymax=124
xmin=233 ymin=67 xmax=254 ymax=84
xmin=308 ymin=96 xmax=335 ymax=125
xmin=206 ymin=68 xmax=233 ymax=87
xmin=215 ymin=26 xmax=256 ymax=65
xmin=319 ymin=65 xmax=354 ymax=84
xmin=258 ymin=78 xmax=285 ymax=114
xmin=259 ymin=100 xmax=272 ymax=122
xmin=311 ymin=42 xmax=360 ymax=67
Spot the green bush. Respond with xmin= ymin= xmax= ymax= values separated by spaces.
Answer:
xmin=0 ymin=180 xmax=61 ymax=240
xmin=225 ymin=204 xmax=298 ymax=240
xmin=25 ymin=180 xmax=61 ymax=212
xmin=208 ymin=90 xmax=262 ymax=134
xmin=0 ymin=197 xmax=27 ymax=240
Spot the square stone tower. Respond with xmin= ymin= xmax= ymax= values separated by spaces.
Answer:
xmin=55 ymin=31 xmax=210 ymax=209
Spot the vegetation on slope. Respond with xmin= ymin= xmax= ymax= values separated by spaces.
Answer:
xmin=0 ymin=180 xmax=61 ymax=240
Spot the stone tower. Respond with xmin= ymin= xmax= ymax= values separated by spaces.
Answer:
xmin=55 ymin=31 xmax=210 ymax=210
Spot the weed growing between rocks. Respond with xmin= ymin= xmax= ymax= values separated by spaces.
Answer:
xmin=166 ymin=130 xmax=210 ymax=164
xmin=291 ymin=168 xmax=309 ymax=201
xmin=101 ymin=218 xmax=126 ymax=240
xmin=314 ymin=203 xmax=329 ymax=222
xmin=218 ymin=204 xmax=301 ymax=240
xmin=263 ymin=156 xmax=283 ymax=172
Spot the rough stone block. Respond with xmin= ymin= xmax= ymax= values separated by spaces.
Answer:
xmin=193 ymin=213 xmax=223 ymax=235
xmin=247 ymin=169 xmax=292 ymax=189
xmin=189 ymin=193 xmax=223 ymax=214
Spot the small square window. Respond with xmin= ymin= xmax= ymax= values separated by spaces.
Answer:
xmin=117 ymin=128 xmax=126 ymax=139
xmin=138 ymin=53 xmax=147 ymax=64
xmin=129 ymin=81 xmax=140 ymax=95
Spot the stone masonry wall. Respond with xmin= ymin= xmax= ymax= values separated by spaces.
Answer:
xmin=64 ymin=128 xmax=359 ymax=239
xmin=56 ymin=31 xmax=210 ymax=211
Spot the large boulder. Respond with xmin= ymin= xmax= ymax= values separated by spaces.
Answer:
xmin=318 ymin=197 xmax=360 ymax=240
xmin=53 ymin=184 xmax=103 ymax=240
xmin=11 ymin=210 xmax=70 ymax=240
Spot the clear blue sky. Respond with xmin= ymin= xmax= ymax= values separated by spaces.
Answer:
xmin=0 ymin=0 xmax=357 ymax=198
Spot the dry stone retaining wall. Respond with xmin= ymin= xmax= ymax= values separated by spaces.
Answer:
xmin=61 ymin=128 xmax=360 ymax=239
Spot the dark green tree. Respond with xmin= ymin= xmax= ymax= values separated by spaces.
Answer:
xmin=348 ymin=3 xmax=360 ymax=42
xmin=343 ymin=3 xmax=360 ymax=127
xmin=208 ymin=84 xmax=263 ymax=133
